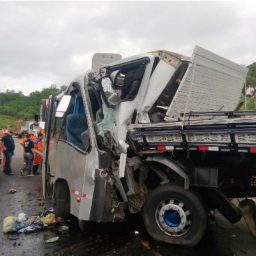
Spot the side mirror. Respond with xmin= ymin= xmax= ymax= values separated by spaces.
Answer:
xmin=81 ymin=130 xmax=90 ymax=152
xmin=55 ymin=95 xmax=71 ymax=117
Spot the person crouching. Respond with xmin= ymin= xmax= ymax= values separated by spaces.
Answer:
xmin=21 ymin=134 xmax=35 ymax=176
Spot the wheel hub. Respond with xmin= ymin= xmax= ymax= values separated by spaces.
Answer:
xmin=156 ymin=199 xmax=191 ymax=237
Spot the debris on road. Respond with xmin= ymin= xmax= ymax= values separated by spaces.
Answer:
xmin=17 ymin=212 xmax=27 ymax=222
xmin=140 ymin=239 xmax=151 ymax=250
xmin=40 ymin=207 xmax=55 ymax=217
xmin=3 ymin=216 xmax=17 ymax=233
xmin=40 ymin=213 xmax=56 ymax=225
xmin=56 ymin=217 xmax=65 ymax=224
xmin=8 ymin=188 xmax=17 ymax=194
xmin=45 ymin=236 xmax=59 ymax=243
xmin=17 ymin=216 xmax=44 ymax=233
xmin=3 ymin=208 xmax=58 ymax=234
xmin=58 ymin=225 xmax=69 ymax=233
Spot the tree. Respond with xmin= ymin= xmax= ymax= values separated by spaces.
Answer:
xmin=0 ymin=84 xmax=67 ymax=129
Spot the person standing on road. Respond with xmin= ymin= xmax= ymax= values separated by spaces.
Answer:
xmin=0 ymin=140 xmax=3 ymax=167
xmin=33 ymin=132 xmax=44 ymax=175
xmin=21 ymin=134 xmax=35 ymax=177
xmin=0 ymin=130 xmax=6 ymax=172
xmin=1 ymin=130 xmax=15 ymax=176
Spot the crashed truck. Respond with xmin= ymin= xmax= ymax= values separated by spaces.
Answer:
xmin=42 ymin=46 xmax=256 ymax=246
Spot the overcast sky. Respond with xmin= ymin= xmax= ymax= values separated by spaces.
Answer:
xmin=0 ymin=1 xmax=255 ymax=95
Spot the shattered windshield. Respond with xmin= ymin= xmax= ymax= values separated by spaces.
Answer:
xmin=99 ymin=58 xmax=149 ymax=108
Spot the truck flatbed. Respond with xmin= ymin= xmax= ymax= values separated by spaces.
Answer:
xmin=128 ymin=111 xmax=256 ymax=154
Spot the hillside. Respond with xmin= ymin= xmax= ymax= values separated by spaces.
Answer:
xmin=247 ymin=62 xmax=256 ymax=85
xmin=0 ymin=85 xmax=66 ymax=130
xmin=240 ymin=63 xmax=256 ymax=110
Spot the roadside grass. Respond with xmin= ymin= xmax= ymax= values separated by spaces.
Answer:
xmin=240 ymin=96 xmax=256 ymax=110
xmin=0 ymin=115 xmax=24 ymax=130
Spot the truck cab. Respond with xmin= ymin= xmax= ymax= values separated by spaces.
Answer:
xmin=43 ymin=47 xmax=255 ymax=247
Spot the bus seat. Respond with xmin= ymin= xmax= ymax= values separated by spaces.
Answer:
xmin=66 ymin=113 xmax=88 ymax=149
xmin=73 ymin=96 xmax=85 ymax=114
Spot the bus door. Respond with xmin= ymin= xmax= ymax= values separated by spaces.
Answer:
xmin=42 ymin=95 xmax=58 ymax=198
xmin=53 ymin=82 xmax=95 ymax=218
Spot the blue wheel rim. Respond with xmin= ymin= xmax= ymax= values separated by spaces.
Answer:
xmin=163 ymin=210 xmax=181 ymax=228
xmin=156 ymin=199 xmax=191 ymax=236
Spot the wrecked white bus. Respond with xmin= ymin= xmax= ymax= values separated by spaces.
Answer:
xmin=42 ymin=47 xmax=256 ymax=246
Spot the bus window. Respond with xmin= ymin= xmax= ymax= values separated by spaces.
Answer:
xmin=55 ymin=95 xmax=71 ymax=117
xmin=53 ymin=116 xmax=63 ymax=139
xmin=61 ymin=94 xmax=88 ymax=151
xmin=50 ymin=99 xmax=58 ymax=137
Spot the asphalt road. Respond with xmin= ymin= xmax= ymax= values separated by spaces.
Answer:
xmin=0 ymin=139 xmax=256 ymax=256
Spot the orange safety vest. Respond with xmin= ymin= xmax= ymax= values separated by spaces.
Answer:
xmin=34 ymin=138 xmax=43 ymax=165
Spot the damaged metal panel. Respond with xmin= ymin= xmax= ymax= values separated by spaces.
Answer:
xmin=137 ymin=60 xmax=178 ymax=123
xmin=92 ymin=53 xmax=122 ymax=71
xmin=165 ymin=46 xmax=248 ymax=120
xmin=151 ymin=50 xmax=188 ymax=68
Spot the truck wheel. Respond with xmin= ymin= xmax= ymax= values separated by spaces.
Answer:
xmin=143 ymin=184 xmax=207 ymax=246
xmin=54 ymin=181 xmax=70 ymax=218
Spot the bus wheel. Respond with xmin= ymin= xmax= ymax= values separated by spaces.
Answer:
xmin=45 ymin=164 xmax=53 ymax=199
xmin=78 ymin=220 xmax=87 ymax=231
xmin=143 ymin=184 xmax=207 ymax=247
xmin=54 ymin=181 xmax=70 ymax=218
xmin=78 ymin=220 xmax=95 ymax=232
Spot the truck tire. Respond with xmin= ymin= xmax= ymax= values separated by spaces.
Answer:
xmin=143 ymin=184 xmax=207 ymax=247
xmin=54 ymin=181 xmax=70 ymax=218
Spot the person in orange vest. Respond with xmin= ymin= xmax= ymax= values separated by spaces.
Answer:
xmin=33 ymin=133 xmax=44 ymax=175
xmin=19 ymin=131 xmax=29 ymax=166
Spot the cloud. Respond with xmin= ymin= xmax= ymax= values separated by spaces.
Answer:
xmin=0 ymin=1 xmax=255 ymax=94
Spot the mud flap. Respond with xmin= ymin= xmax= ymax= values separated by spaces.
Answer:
xmin=239 ymin=199 xmax=256 ymax=237
xmin=197 ymin=188 xmax=241 ymax=224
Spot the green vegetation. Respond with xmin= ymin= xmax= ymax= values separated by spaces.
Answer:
xmin=241 ymin=63 xmax=256 ymax=110
xmin=241 ymin=97 xmax=256 ymax=110
xmin=0 ymin=115 xmax=20 ymax=130
xmin=0 ymin=85 xmax=66 ymax=129
xmin=247 ymin=63 xmax=256 ymax=85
